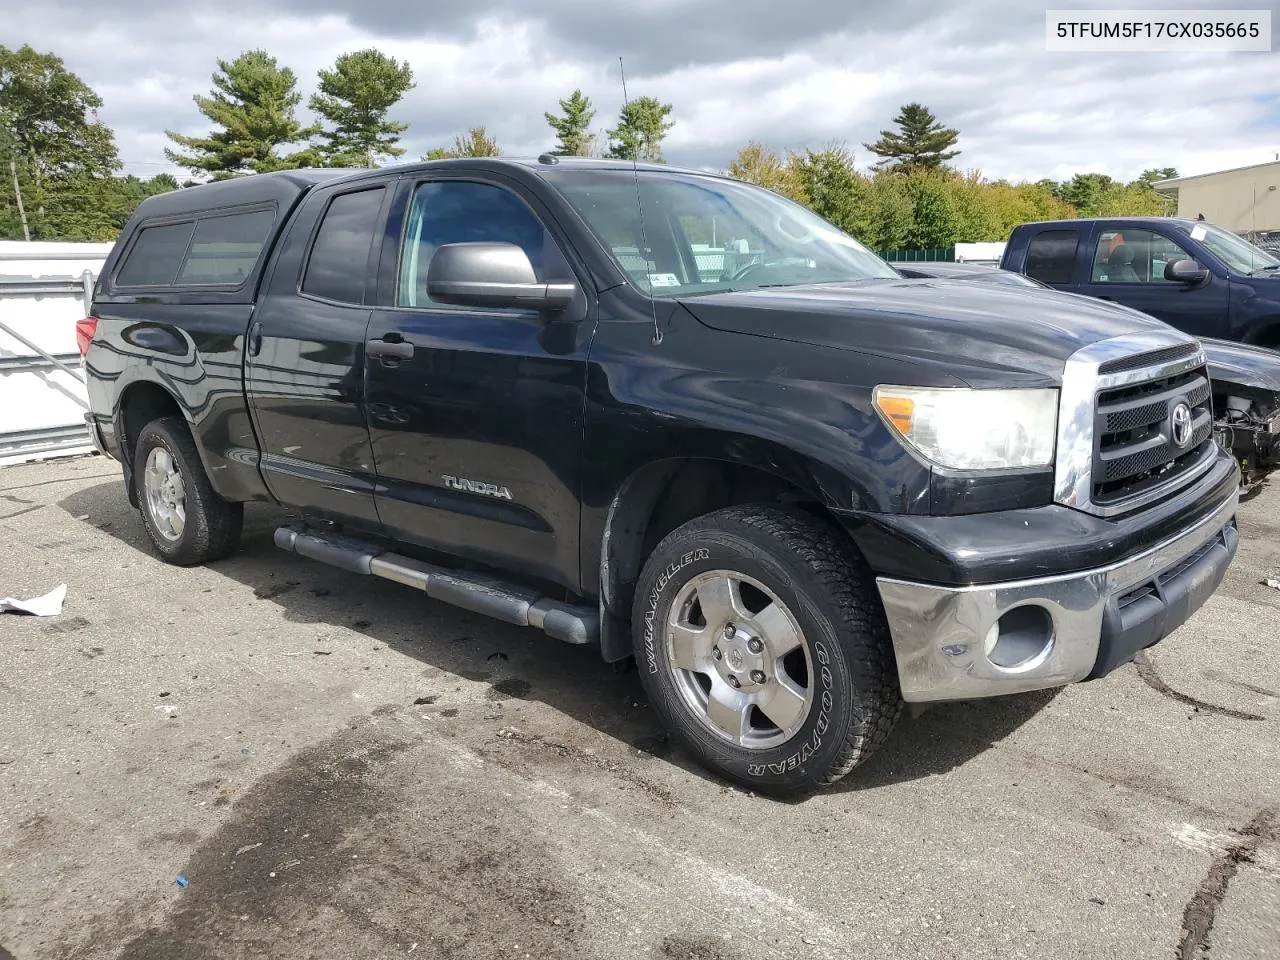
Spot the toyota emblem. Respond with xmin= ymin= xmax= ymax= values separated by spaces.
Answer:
xmin=1170 ymin=401 xmax=1193 ymax=449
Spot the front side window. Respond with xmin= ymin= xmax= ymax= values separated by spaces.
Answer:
xmin=1024 ymin=229 xmax=1078 ymax=285
xmin=546 ymin=169 xmax=899 ymax=297
xmin=1091 ymin=228 xmax=1193 ymax=283
xmin=116 ymin=221 xmax=196 ymax=287
xmin=396 ymin=181 xmax=570 ymax=309
xmin=302 ymin=188 xmax=386 ymax=304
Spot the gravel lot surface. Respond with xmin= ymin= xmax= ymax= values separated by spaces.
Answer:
xmin=1 ymin=454 xmax=1278 ymax=960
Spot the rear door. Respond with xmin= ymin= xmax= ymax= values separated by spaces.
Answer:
xmin=362 ymin=172 xmax=594 ymax=592
xmin=245 ymin=180 xmax=391 ymax=528
xmin=1073 ymin=224 xmax=1229 ymax=337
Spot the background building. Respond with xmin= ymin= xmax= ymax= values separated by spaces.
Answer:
xmin=1155 ymin=161 xmax=1280 ymax=233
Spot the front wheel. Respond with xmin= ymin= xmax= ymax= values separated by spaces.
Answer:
xmin=133 ymin=416 xmax=243 ymax=566
xmin=632 ymin=505 xmax=902 ymax=797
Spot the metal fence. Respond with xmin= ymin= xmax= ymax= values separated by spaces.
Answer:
xmin=1 ymin=243 xmax=108 ymax=466
xmin=877 ymin=247 xmax=956 ymax=263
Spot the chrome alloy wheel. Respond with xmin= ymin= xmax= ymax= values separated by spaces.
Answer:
xmin=665 ymin=570 xmax=814 ymax=749
xmin=143 ymin=447 xmax=187 ymax=542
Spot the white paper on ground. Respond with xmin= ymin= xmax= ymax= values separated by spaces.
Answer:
xmin=0 ymin=584 xmax=67 ymax=616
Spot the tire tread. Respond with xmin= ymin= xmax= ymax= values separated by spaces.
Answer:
xmin=638 ymin=503 xmax=902 ymax=793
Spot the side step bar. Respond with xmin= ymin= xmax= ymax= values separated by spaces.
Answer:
xmin=273 ymin=525 xmax=599 ymax=646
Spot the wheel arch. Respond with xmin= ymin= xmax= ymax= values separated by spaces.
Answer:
xmin=596 ymin=455 xmax=862 ymax=663
xmin=114 ymin=379 xmax=190 ymax=508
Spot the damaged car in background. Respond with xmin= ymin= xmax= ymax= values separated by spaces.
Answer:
xmin=895 ymin=259 xmax=1280 ymax=495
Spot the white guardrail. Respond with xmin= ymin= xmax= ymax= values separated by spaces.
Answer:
xmin=0 ymin=241 xmax=112 ymax=466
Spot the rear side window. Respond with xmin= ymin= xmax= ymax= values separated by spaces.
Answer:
xmin=116 ymin=221 xmax=196 ymax=286
xmin=175 ymin=209 xmax=276 ymax=285
xmin=301 ymin=188 xmax=386 ymax=304
xmin=1024 ymin=229 xmax=1079 ymax=285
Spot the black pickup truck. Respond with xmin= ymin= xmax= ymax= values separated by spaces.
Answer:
xmin=80 ymin=158 xmax=1241 ymax=795
xmin=1000 ymin=218 xmax=1280 ymax=491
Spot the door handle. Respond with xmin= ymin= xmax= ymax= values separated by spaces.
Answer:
xmin=1097 ymin=295 xmax=1116 ymax=301
xmin=248 ymin=321 xmax=263 ymax=357
xmin=366 ymin=337 xmax=415 ymax=360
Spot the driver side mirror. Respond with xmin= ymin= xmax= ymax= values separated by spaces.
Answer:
xmin=426 ymin=242 xmax=577 ymax=311
xmin=1165 ymin=258 xmax=1209 ymax=285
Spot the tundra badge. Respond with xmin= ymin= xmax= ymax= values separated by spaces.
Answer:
xmin=442 ymin=475 xmax=513 ymax=500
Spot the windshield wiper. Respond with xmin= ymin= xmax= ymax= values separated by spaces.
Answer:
xmin=1248 ymin=264 xmax=1280 ymax=275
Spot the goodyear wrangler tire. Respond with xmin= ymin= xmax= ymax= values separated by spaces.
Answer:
xmin=632 ymin=504 xmax=901 ymax=796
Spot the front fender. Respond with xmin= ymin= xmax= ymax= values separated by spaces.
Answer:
xmin=580 ymin=296 xmax=937 ymax=632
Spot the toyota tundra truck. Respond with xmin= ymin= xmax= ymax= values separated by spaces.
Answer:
xmin=79 ymin=158 xmax=1240 ymax=795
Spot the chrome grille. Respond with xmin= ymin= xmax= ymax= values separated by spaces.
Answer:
xmin=1055 ymin=331 xmax=1218 ymax=518
xmin=1092 ymin=365 xmax=1214 ymax=506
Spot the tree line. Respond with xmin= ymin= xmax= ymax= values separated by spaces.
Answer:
xmin=2 ymin=43 xmax=1175 ymax=247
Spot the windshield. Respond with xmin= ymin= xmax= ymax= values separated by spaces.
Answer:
xmin=1178 ymin=222 xmax=1280 ymax=275
xmin=547 ymin=168 xmax=900 ymax=297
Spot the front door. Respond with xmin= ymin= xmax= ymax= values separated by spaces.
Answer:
xmin=1077 ymin=226 xmax=1229 ymax=338
xmin=364 ymin=174 xmax=594 ymax=592
xmin=246 ymin=183 xmax=389 ymax=528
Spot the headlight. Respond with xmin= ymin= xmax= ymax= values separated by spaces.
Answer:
xmin=873 ymin=386 xmax=1058 ymax=471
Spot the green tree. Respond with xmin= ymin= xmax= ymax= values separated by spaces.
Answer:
xmin=788 ymin=144 xmax=863 ymax=234
xmin=861 ymin=171 xmax=914 ymax=250
xmin=423 ymin=126 xmax=500 ymax=160
xmin=0 ymin=44 xmax=122 ymax=240
xmin=902 ymin=169 xmax=959 ymax=247
xmin=607 ymin=96 xmax=674 ymax=162
xmin=1137 ymin=167 xmax=1178 ymax=185
xmin=545 ymin=89 xmax=596 ymax=157
xmin=1060 ymin=173 xmax=1118 ymax=217
xmin=727 ymin=141 xmax=804 ymax=201
xmin=166 ymin=50 xmax=320 ymax=179
xmin=310 ymin=49 xmax=414 ymax=168
xmin=863 ymin=102 xmax=960 ymax=173
xmin=947 ymin=171 xmax=1003 ymax=242
xmin=37 ymin=172 xmax=179 ymax=241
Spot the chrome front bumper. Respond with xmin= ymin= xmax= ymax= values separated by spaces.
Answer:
xmin=875 ymin=488 xmax=1239 ymax=703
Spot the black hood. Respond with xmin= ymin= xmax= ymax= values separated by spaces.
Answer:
xmin=679 ymin=279 xmax=1174 ymax=386
xmin=1200 ymin=336 xmax=1280 ymax=394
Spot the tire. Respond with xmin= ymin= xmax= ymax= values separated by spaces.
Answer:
xmin=632 ymin=504 xmax=901 ymax=796
xmin=133 ymin=416 xmax=243 ymax=566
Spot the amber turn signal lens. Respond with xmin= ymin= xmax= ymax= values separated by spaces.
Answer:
xmin=875 ymin=394 xmax=914 ymax=434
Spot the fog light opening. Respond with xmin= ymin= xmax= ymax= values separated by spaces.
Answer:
xmin=986 ymin=605 xmax=1054 ymax=671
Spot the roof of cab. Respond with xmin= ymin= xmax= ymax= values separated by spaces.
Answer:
xmin=131 ymin=168 xmax=359 ymax=221
xmin=1015 ymin=216 xmax=1203 ymax=230
xmin=128 ymin=157 xmax=733 ymax=224
xmin=385 ymin=155 xmax=715 ymax=178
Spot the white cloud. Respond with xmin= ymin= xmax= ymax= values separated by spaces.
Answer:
xmin=3 ymin=0 xmax=1278 ymax=183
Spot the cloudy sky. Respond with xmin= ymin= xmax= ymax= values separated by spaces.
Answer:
xmin=6 ymin=0 xmax=1280 ymax=184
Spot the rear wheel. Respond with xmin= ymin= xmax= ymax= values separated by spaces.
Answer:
xmin=134 ymin=416 xmax=243 ymax=565
xmin=632 ymin=504 xmax=901 ymax=796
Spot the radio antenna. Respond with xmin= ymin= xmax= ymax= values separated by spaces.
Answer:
xmin=619 ymin=56 xmax=663 ymax=346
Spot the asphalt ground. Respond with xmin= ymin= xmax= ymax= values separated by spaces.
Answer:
xmin=1 ymin=453 xmax=1277 ymax=960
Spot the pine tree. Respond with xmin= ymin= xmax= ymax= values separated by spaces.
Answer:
xmin=310 ymin=49 xmax=414 ymax=168
xmin=545 ymin=90 xmax=595 ymax=157
xmin=606 ymin=96 xmax=674 ymax=162
xmin=165 ymin=50 xmax=320 ymax=179
xmin=863 ymin=103 xmax=960 ymax=172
